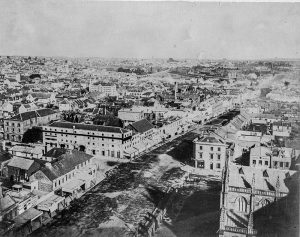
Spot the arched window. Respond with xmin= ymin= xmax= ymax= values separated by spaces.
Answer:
xmin=259 ymin=199 xmax=271 ymax=208
xmin=236 ymin=196 xmax=247 ymax=213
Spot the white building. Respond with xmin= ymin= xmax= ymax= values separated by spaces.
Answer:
xmin=250 ymin=145 xmax=271 ymax=168
xmin=89 ymin=82 xmax=117 ymax=97
xmin=43 ymin=121 xmax=133 ymax=158
xmin=193 ymin=131 xmax=227 ymax=171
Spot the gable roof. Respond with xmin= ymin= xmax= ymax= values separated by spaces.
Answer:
xmin=7 ymin=108 xmax=57 ymax=121
xmin=0 ymin=195 xmax=16 ymax=212
xmin=44 ymin=148 xmax=67 ymax=159
xmin=127 ymin=119 xmax=154 ymax=134
xmin=7 ymin=157 xmax=40 ymax=171
xmin=40 ymin=150 xmax=93 ymax=181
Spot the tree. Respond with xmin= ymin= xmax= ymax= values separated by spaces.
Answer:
xmin=22 ymin=127 xmax=43 ymax=143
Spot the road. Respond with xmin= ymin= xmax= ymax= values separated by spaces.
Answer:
xmin=30 ymin=125 xmax=200 ymax=237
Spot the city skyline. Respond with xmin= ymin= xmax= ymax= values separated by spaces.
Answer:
xmin=0 ymin=1 xmax=300 ymax=60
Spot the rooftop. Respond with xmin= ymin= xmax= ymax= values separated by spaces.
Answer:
xmin=48 ymin=121 xmax=129 ymax=134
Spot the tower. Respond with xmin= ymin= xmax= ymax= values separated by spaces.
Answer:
xmin=174 ymin=82 xmax=178 ymax=101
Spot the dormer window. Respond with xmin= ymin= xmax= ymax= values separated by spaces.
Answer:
xmin=263 ymin=170 xmax=269 ymax=178
xmin=239 ymin=167 xmax=244 ymax=175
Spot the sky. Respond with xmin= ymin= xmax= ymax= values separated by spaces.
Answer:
xmin=0 ymin=1 xmax=300 ymax=59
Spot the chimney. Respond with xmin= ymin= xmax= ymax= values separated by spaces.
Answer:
xmin=66 ymin=149 xmax=72 ymax=154
xmin=45 ymin=162 xmax=52 ymax=169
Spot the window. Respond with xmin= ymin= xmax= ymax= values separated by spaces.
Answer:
xmin=236 ymin=196 xmax=247 ymax=213
xmin=259 ymin=160 xmax=262 ymax=165
xmin=199 ymin=146 xmax=203 ymax=150
xmin=197 ymin=161 xmax=204 ymax=168
xmin=274 ymin=161 xmax=278 ymax=167
xmin=92 ymin=150 xmax=96 ymax=155
xmin=210 ymin=163 xmax=213 ymax=170
xmin=218 ymin=147 xmax=221 ymax=152
xmin=210 ymin=154 xmax=213 ymax=159
xmin=253 ymin=160 xmax=256 ymax=165
xmin=210 ymin=147 xmax=213 ymax=151
xmin=280 ymin=162 xmax=283 ymax=167
xmin=265 ymin=161 xmax=268 ymax=166
xmin=286 ymin=162 xmax=289 ymax=167
xmin=199 ymin=152 xmax=203 ymax=159
xmin=217 ymin=154 xmax=221 ymax=160
xmin=216 ymin=163 xmax=221 ymax=168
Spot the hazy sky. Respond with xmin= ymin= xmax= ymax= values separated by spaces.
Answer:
xmin=1 ymin=1 xmax=300 ymax=59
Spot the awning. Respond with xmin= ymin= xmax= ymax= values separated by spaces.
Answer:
xmin=37 ymin=194 xmax=65 ymax=212
xmin=14 ymin=208 xmax=43 ymax=227
xmin=61 ymin=179 xmax=85 ymax=193
xmin=124 ymin=147 xmax=137 ymax=155
xmin=133 ymin=142 xmax=146 ymax=151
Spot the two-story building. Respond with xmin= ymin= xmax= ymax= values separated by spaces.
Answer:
xmin=250 ymin=145 xmax=272 ymax=169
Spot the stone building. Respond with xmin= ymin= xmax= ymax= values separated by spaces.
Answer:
xmin=218 ymin=163 xmax=293 ymax=237
xmin=3 ymin=109 xmax=60 ymax=142
xmin=193 ymin=131 xmax=227 ymax=171
xmin=42 ymin=121 xmax=132 ymax=158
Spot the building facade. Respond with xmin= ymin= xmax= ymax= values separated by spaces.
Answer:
xmin=193 ymin=131 xmax=227 ymax=171
xmin=219 ymin=164 xmax=292 ymax=237
xmin=3 ymin=109 xmax=60 ymax=142
xmin=43 ymin=121 xmax=133 ymax=158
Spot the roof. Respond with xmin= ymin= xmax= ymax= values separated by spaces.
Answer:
xmin=44 ymin=148 xmax=67 ymax=159
xmin=48 ymin=121 xmax=129 ymax=134
xmin=127 ymin=119 xmax=154 ymax=134
xmin=195 ymin=131 xmax=226 ymax=144
xmin=11 ymin=145 xmax=43 ymax=154
xmin=250 ymin=145 xmax=272 ymax=157
xmin=30 ymin=92 xmax=52 ymax=99
xmin=0 ymin=195 xmax=16 ymax=212
xmin=14 ymin=208 xmax=43 ymax=227
xmin=7 ymin=108 xmax=57 ymax=121
xmin=40 ymin=150 xmax=93 ymax=181
xmin=228 ymin=164 xmax=291 ymax=193
xmin=7 ymin=157 xmax=39 ymax=171
xmin=0 ymin=147 xmax=12 ymax=163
